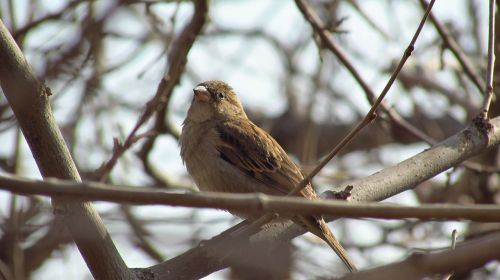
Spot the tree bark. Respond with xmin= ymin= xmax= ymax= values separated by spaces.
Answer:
xmin=0 ymin=19 xmax=133 ymax=280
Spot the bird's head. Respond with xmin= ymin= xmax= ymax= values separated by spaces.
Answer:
xmin=186 ymin=80 xmax=247 ymax=122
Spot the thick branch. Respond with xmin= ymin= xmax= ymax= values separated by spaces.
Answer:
xmin=348 ymin=118 xmax=498 ymax=203
xmin=0 ymin=19 xmax=132 ymax=279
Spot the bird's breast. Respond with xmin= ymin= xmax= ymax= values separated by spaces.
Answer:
xmin=181 ymin=122 xmax=249 ymax=193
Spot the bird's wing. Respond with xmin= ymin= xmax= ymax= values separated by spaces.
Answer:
xmin=216 ymin=119 xmax=309 ymax=197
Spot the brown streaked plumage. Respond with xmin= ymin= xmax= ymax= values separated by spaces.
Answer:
xmin=180 ymin=80 xmax=357 ymax=272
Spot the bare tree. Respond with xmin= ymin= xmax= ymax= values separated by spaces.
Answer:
xmin=0 ymin=0 xmax=499 ymax=279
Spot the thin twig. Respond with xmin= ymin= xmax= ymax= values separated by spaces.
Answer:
xmin=442 ymin=229 xmax=458 ymax=280
xmin=290 ymin=0 xmax=436 ymax=196
xmin=419 ymin=0 xmax=486 ymax=95
xmin=294 ymin=0 xmax=375 ymax=101
xmin=347 ymin=0 xmax=391 ymax=40
xmin=93 ymin=0 xmax=208 ymax=181
xmin=480 ymin=0 xmax=496 ymax=118
xmin=295 ymin=0 xmax=437 ymax=150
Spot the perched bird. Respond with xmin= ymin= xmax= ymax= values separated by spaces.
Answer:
xmin=180 ymin=80 xmax=357 ymax=272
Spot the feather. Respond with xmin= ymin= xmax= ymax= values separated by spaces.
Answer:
xmin=216 ymin=119 xmax=306 ymax=197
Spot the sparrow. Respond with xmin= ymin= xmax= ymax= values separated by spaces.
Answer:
xmin=180 ymin=80 xmax=357 ymax=272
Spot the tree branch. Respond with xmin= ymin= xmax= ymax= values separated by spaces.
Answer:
xmin=0 ymin=19 xmax=132 ymax=279
xmin=340 ymin=231 xmax=500 ymax=280
xmin=94 ymin=0 xmax=209 ymax=181
xmin=419 ymin=0 xmax=486 ymax=94
xmin=4 ymin=175 xmax=500 ymax=222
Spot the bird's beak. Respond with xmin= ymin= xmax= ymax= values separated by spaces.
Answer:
xmin=193 ymin=85 xmax=210 ymax=102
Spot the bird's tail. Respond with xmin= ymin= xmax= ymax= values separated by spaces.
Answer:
xmin=298 ymin=215 xmax=358 ymax=272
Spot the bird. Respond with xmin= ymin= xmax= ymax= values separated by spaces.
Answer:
xmin=180 ymin=80 xmax=357 ymax=272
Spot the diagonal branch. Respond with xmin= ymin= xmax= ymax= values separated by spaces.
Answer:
xmin=94 ymin=0 xmax=209 ymax=181
xmin=419 ymin=0 xmax=486 ymax=95
xmin=480 ymin=0 xmax=496 ymax=117
xmin=0 ymin=19 xmax=132 ymax=280
xmin=295 ymin=0 xmax=437 ymax=145
xmin=339 ymin=231 xmax=500 ymax=280
xmin=289 ymin=0 xmax=436 ymax=195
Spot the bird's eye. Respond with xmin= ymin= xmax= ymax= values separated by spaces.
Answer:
xmin=216 ymin=92 xmax=225 ymax=100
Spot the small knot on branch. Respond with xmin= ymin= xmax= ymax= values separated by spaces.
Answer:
xmin=405 ymin=45 xmax=415 ymax=57
xmin=324 ymin=185 xmax=353 ymax=201
xmin=472 ymin=112 xmax=494 ymax=136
